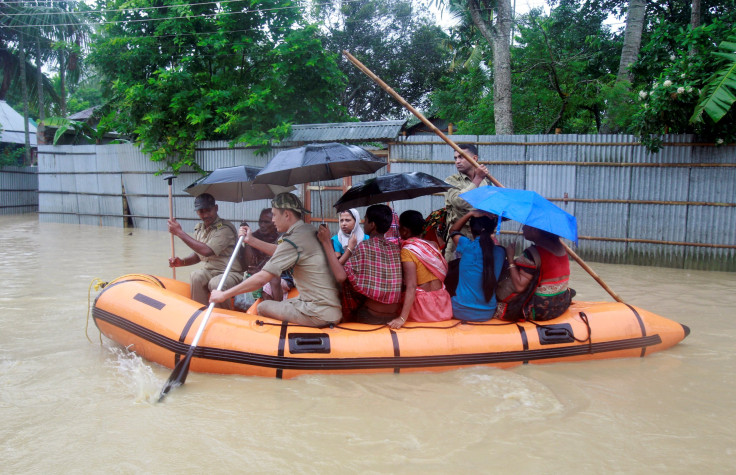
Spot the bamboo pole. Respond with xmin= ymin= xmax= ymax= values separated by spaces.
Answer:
xmin=343 ymin=50 xmax=625 ymax=303
xmin=342 ymin=51 xmax=503 ymax=188
xmin=163 ymin=175 xmax=177 ymax=280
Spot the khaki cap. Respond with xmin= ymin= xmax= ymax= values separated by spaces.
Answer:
xmin=271 ymin=192 xmax=310 ymax=214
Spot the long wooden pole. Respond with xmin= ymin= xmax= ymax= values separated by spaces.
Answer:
xmin=342 ymin=50 xmax=624 ymax=303
xmin=342 ymin=51 xmax=502 ymax=187
xmin=163 ymin=175 xmax=177 ymax=280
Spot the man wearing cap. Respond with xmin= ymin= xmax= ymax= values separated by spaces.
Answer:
xmin=210 ymin=192 xmax=342 ymax=327
xmin=168 ymin=192 xmax=243 ymax=309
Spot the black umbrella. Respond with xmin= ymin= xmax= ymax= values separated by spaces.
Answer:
xmin=184 ymin=165 xmax=295 ymax=202
xmin=253 ymin=143 xmax=387 ymax=186
xmin=333 ymin=172 xmax=453 ymax=211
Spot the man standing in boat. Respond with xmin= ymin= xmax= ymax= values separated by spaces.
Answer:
xmin=444 ymin=144 xmax=492 ymax=262
xmin=168 ymin=193 xmax=243 ymax=309
xmin=210 ymin=193 xmax=342 ymax=327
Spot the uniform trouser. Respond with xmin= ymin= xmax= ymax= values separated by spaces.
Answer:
xmin=190 ymin=268 xmax=243 ymax=310
xmin=258 ymin=300 xmax=340 ymax=327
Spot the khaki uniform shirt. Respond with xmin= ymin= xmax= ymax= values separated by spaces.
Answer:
xmin=193 ymin=217 xmax=243 ymax=274
xmin=444 ymin=172 xmax=491 ymax=260
xmin=262 ymin=220 xmax=342 ymax=322
xmin=444 ymin=172 xmax=492 ymax=229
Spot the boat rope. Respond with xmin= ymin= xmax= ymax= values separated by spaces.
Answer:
xmin=107 ymin=273 xmax=166 ymax=287
xmin=524 ymin=311 xmax=593 ymax=350
xmin=252 ymin=318 xmax=518 ymax=332
xmin=86 ymin=274 xmax=166 ymax=345
xmin=86 ymin=278 xmax=108 ymax=344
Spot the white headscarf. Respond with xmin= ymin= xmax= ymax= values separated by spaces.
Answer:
xmin=337 ymin=208 xmax=365 ymax=248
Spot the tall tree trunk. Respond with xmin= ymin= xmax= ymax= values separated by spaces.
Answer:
xmin=492 ymin=0 xmax=514 ymax=134
xmin=601 ymin=0 xmax=646 ymax=133
xmin=59 ymin=52 xmax=67 ymax=116
xmin=616 ymin=0 xmax=646 ymax=84
xmin=689 ymin=0 xmax=701 ymax=57
xmin=19 ymin=33 xmax=31 ymax=166
xmin=36 ymin=38 xmax=46 ymax=145
xmin=690 ymin=0 xmax=701 ymax=29
xmin=467 ymin=0 xmax=514 ymax=134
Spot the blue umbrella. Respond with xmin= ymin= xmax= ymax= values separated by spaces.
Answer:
xmin=460 ymin=187 xmax=578 ymax=243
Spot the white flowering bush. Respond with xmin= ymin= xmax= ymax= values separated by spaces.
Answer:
xmin=632 ymin=27 xmax=736 ymax=151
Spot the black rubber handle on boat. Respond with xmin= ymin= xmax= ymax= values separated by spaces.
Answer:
xmin=158 ymin=235 xmax=244 ymax=402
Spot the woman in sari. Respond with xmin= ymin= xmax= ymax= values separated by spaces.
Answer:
xmin=389 ymin=210 xmax=453 ymax=329
xmin=499 ymin=225 xmax=574 ymax=321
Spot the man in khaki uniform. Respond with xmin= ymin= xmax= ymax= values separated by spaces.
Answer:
xmin=168 ymin=193 xmax=243 ymax=309
xmin=444 ymin=144 xmax=492 ymax=261
xmin=210 ymin=193 xmax=342 ymax=327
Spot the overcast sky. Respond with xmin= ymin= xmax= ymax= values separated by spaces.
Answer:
xmin=431 ymin=1 xmax=623 ymax=32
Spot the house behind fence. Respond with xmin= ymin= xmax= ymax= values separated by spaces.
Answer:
xmin=1 ymin=126 xmax=733 ymax=271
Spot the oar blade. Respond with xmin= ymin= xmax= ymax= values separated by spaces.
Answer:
xmin=158 ymin=350 xmax=193 ymax=402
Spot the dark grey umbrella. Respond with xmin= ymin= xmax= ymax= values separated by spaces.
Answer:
xmin=253 ymin=143 xmax=387 ymax=186
xmin=333 ymin=172 xmax=453 ymax=211
xmin=184 ymin=165 xmax=295 ymax=203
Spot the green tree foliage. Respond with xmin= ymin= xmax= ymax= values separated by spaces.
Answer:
xmin=432 ymin=1 xmax=619 ymax=135
xmin=631 ymin=18 xmax=736 ymax=150
xmin=313 ymin=0 xmax=450 ymax=121
xmin=513 ymin=3 xmax=619 ymax=133
xmin=89 ymin=0 xmax=348 ymax=172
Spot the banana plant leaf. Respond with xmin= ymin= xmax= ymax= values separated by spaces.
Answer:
xmin=690 ymin=38 xmax=736 ymax=124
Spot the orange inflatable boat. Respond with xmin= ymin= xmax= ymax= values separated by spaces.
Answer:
xmin=92 ymin=274 xmax=689 ymax=378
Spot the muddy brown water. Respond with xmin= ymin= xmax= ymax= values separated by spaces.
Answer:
xmin=1 ymin=214 xmax=734 ymax=473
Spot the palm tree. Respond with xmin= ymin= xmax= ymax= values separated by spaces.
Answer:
xmin=0 ymin=1 xmax=89 ymax=150
xmin=615 ymin=0 xmax=646 ymax=84
xmin=0 ymin=2 xmax=89 ymax=108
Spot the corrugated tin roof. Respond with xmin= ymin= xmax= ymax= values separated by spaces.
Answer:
xmin=68 ymin=106 xmax=99 ymax=121
xmin=0 ymin=101 xmax=37 ymax=146
xmin=285 ymin=120 xmax=406 ymax=143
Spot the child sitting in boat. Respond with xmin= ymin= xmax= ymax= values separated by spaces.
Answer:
xmin=318 ymin=204 xmax=403 ymax=325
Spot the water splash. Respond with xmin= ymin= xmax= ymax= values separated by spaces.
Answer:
xmin=103 ymin=342 xmax=162 ymax=404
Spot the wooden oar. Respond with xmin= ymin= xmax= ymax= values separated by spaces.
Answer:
xmin=342 ymin=50 xmax=624 ymax=303
xmin=158 ymin=235 xmax=244 ymax=402
xmin=163 ymin=175 xmax=177 ymax=280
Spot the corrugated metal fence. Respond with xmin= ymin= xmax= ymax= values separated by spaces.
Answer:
xmin=28 ymin=136 xmax=736 ymax=271
xmin=36 ymin=142 xmax=279 ymax=229
xmin=0 ymin=165 xmax=38 ymax=214
xmin=391 ymin=134 xmax=736 ymax=271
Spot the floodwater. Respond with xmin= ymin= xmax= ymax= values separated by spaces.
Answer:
xmin=1 ymin=214 xmax=734 ymax=474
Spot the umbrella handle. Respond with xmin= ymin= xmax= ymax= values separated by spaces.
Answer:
xmin=343 ymin=50 xmax=625 ymax=304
